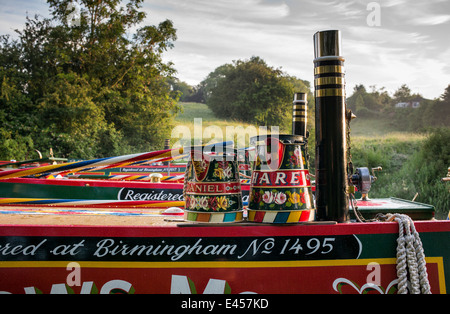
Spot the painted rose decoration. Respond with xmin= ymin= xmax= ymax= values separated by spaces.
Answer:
xmin=249 ymin=188 xmax=311 ymax=210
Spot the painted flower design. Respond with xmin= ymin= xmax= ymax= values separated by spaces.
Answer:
xmin=185 ymin=194 xmax=238 ymax=212
xmin=197 ymin=196 xmax=208 ymax=209
xmin=250 ymin=190 xmax=262 ymax=204
xmin=218 ymin=161 xmax=229 ymax=169
xmin=193 ymin=159 xmax=208 ymax=179
xmin=185 ymin=196 xmax=191 ymax=209
xmin=289 ymin=192 xmax=301 ymax=204
xmin=262 ymin=191 xmax=275 ymax=204
xmin=214 ymin=168 xmax=224 ymax=179
xmin=213 ymin=160 xmax=233 ymax=180
xmin=250 ymin=188 xmax=311 ymax=210
xmin=223 ymin=166 xmax=232 ymax=178
xmin=216 ymin=196 xmax=228 ymax=210
xmin=300 ymin=192 xmax=306 ymax=204
xmin=274 ymin=192 xmax=287 ymax=205
xmin=287 ymin=148 xmax=302 ymax=168
xmin=289 ymin=155 xmax=300 ymax=167
xmin=208 ymin=196 xmax=218 ymax=211
xmin=189 ymin=196 xmax=197 ymax=209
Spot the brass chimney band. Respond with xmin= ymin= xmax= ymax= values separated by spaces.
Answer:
xmin=314 ymin=65 xmax=344 ymax=75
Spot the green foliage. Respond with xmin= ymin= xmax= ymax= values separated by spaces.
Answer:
xmin=201 ymin=56 xmax=313 ymax=129
xmin=351 ymin=129 xmax=449 ymax=219
xmin=0 ymin=0 xmax=179 ymax=160
xmin=347 ymin=84 xmax=390 ymax=115
xmin=347 ymin=83 xmax=449 ymax=133
xmin=168 ymin=78 xmax=206 ymax=103
xmin=0 ymin=128 xmax=34 ymax=161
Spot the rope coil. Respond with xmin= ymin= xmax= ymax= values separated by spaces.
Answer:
xmin=379 ymin=213 xmax=432 ymax=294
xmin=349 ymin=193 xmax=432 ymax=294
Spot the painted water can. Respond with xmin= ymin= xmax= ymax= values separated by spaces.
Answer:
xmin=248 ymin=134 xmax=315 ymax=223
xmin=184 ymin=148 xmax=243 ymax=223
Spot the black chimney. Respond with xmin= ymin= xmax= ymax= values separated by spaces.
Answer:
xmin=313 ymin=30 xmax=349 ymax=223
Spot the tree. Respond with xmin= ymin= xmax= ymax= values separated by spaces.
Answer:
xmin=168 ymin=78 xmax=192 ymax=102
xmin=0 ymin=0 xmax=179 ymax=159
xmin=168 ymin=78 xmax=205 ymax=102
xmin=393 ymin=84 xmax=412 ymax=103
xmin=441 ymin=84 xmax=450 ymax=102
xmin=427 ymin=84 xmax=450 ymax=127
xmin=200 ymin=63 xmax=235 ymax=104
xmin=203 ymin=56 xmax=312 ymax=128
xmin=346 ymin=84 xmax=391 ymax=116
xmin=38 ymin=72 xmax=115 ymax=159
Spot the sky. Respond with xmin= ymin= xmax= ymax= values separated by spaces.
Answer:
xmin=1 ymin=0 xmax=450 ymax=99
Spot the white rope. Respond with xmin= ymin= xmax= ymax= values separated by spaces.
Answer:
xmin=349 ymin=196 xmax=432 ymax=294
xmin=385 ymin=214 xmax=432 ymax=294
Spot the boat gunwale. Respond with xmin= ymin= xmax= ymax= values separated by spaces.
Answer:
xmin=0 ymin=220 xmax=448 ymax=237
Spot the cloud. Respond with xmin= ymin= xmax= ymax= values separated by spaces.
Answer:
xmin=150 ymin=0 xmax=290 ymax=23
xmin=410 ymin=14 xmax=450 ymax=26
xmin=380 ymin=0 xmax=450 ymax=26
xmin=0 ymin=0 xmax=50 ymax=36
xmin=147 ymin=0 xmax=449 ymax=98
xmin=145 ymin=0 xmax=316 ymax=83
xmin=1 ymin=0 xmax=448 ymax=98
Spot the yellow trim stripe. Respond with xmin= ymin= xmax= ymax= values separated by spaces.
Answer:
xmin=293 ymin=105 xmax=306 ymax=110
xmin=0 ymin=198 xmax=43 ymax=204
xmin=0 ymin=258 xmax=398 ymax=268
xmin=314 ymin=65 xmax=344 ymax=75
xmin=315 ymin=77 xmax=345 ymax=86
xmin=287 ymin=210 xmax=302 ymax=223
xmin=315 ymin=88 xmax=345 ymax=98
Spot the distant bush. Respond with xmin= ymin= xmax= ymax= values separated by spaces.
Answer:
xmin=348 ymin=83 xmax=450 ymax=133
xmin=202 ymin=56 xmax=313 ymax=128
xmin=352 ymin=128 xmax=449 ymax=219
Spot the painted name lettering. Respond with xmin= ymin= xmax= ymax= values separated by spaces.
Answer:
xmin=120 ymin=188 xmax=184 ymax=201
xmin=251 ymin=170 xmax=310 ymax=187
xmin=0 ymin=239 xmax=47 ymax=256
xmin=93 ymin=238 xmax=237 ymax=261
xmin=0 ymin=235 xmax=359 ymax=263
xmin=185 ymin=182 xmax=240 ymax=194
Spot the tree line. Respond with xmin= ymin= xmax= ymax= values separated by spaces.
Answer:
xmin=346 ymin=84 xmax=450 ymax=131
xmin=0 ymin=0 xmax=179 ymax=160
xmin=176 ymin=71 xmax=449 ymax=134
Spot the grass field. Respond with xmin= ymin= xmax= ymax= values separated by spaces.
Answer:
xmin=174 ymin=102 xmax=276 ymax=148
xmin=174 ymin=102 xmax=425 ymax=142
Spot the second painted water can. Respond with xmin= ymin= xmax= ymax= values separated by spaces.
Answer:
xmin=248 ymin=134 xmax=315 ymax=223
